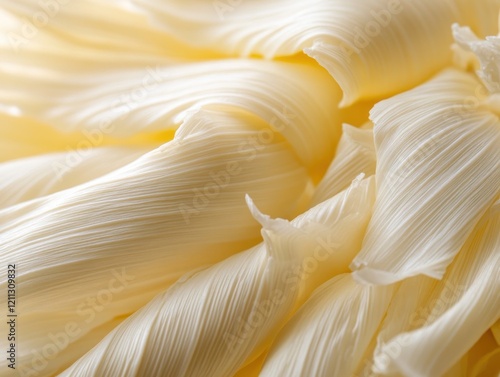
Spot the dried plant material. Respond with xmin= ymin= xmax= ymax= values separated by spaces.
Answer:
xmin=0 ymin=146 xmax=151 ymax=209
xmin=373 ymin=201 xmax=500 ymax=376
xmin=254 ymin=175 xmax=376 ymax=302
xmin=453 ymin=20 xmax=500 ymax=94
xmin=0 ymin=0 xmax=211 ymax=62
xmin=56 ymin=177 xmax=375 ymax=377
xmin=351 ymin=69 xmax=500 ymax=284
xmin=0 ymin=108 xmax=309 ymax=375
xmin=0 ymin=59 xmax=341 ymax=169
xmin=0 ymin=1 xmax=499 ymax=376
xmin=131 ymin=0 xmax=460 ymax=106
xmin=260 ymin=274 xmax=393 ymax=377
xmin=312 ymin=123 xmax=375 ymax=204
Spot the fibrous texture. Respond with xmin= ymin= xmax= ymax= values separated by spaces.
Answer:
xmin=58 ymin=177 xmax=376 ymax=377
xmin=351 ymin=69 xmax=500 ymax=285
xmin=0 ymin=0 xmax=499 ymax=376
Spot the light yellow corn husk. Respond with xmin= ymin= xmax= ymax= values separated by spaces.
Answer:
xmin=453 ymin=19 xmax=500 ymax=95
xmin=0 ymin=111 xmax=173 ymax=165
xmin=372 ymin=200 xmax=500 ymax=376
xmin=259 ymin=273 xmax=393 ymax=377
xmin=0 ymin=108 xmax=310 ymax=377
xmin=129 ymin=0 xmax=461 ymax=106
xmin=0 ymin=0 xmax=214 ymax=63
xmin=0 ymin=146 xmax=153 ymax=209
xmin=0 ymin=2 xmax=498 ymax=376
xmin=55 ymin=176 xmax=376 ymax=377
xmin=312 ymin=123 xmax=375 ymax=205
xmin=351 ymin=69 xmax=500 ymax=284
xmin=0 ymin=58 xmax=341 ymax=170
